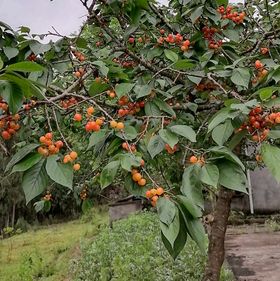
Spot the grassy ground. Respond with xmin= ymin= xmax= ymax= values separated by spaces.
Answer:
xmin=0 ymin=209 xmax=107 ymax=281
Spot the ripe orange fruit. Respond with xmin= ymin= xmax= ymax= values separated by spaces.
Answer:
xmin=140 ymin=159 xmax=145 ymax=166
xmin=109 ymin=91 xmax=116 ymax=98
xmin=146 ymin=190 xmax=152 ymax=198
xmin=181 ymin=45 xmax=188 ymax=52
xmin=63 ymin=155 xmax=72 ymax=163
xmin=152 ymin=195 xmax=159 ymax=202
xmin=156 ymin=187 xmax=164 ymax=196
xmin=2 ymin=131 xmax=11 ymax=140
xmin=96 ymin=118 xmax=103 ymax=126
xmin=48 ymin=144 xmax=57 ymax=154
xmin=189 ymin=155 xmax=198 ymax=164
xmin=38 ymin=147 xmax=44 ymax=155
xmin=275 ymin=117 xmax=280 ymax=124
xmin=45 ymin=132 xmax=53 ymax=140
xmin=73 ymin=163 xmax=81 ymax=171
xmin=87 ymin=107 xmax=95 ymax=115
xmin=110 ymin=120 xmax=118 ymax=128
xmin=55 ymin=140 xmax=64 ymax=148
xmin=40 ymin=136 xmax=46 ymax=143
xmin=132 ymin=173 xmax=142 ymax=182
xmin=116 ymin=122 xmax=124 ymax=130
xmin=70 ymin=151 xmax=78 ymax=160
xmin=150 ymin=188 xmax=157 ymax=196
xmin=74 ymin=113 xmax=82 ymax=122
xmin=122 ymin=142 xmax=129 ymax=150
xmin=138 ymin=178 xmax=146 ymax=186
xmin=255 ymin=60 xmax=263 ymax=69
xmin=74 ymin=71 xmax=81 ymax=78
xmin=255 ymin=154 xmax=262 ymax=162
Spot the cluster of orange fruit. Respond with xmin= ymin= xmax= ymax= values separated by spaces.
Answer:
xmin=122 ymin=142 xmax=137 ymax=152
xmin=131 ymin=169 xmax=146 ymax=186
xmin=252 ymin=60 xmax=268 ymax=83
xmin=202 ymin=26 xmax=223 ymax=49
xmin=72 ymin=50 xmax=85 ymax=62
xmin=237 ymin=106 xmax=279 ymax=142
xmin=106 ymin=90 xmax=116 ymax=99
xmin=189 ymin=155 xmax=205 ymax=165
xmin=60 ymin=97 xmax=78 ymax=109
xmin=63 ymin=151 xmax=81 ymax=171
xmin=80 ymin=188 xmax=88 ymax=200
xmin=157 ymin=32 xmax=191 ymax=52
xmin=112 ymin=57 xmax=138 ymax=69
xmin=0 ymin=114 xmax=21 ymax=140
xmin=260 ymin=47 xmax=269 ymax=55
xmin=38 ymin=132 xmax=64 ymax=156
xmin=73 ymin=67 xmax=85 ymax=78
xmin=118 ymin=101 xmax=145 ymax=117
xmin=43 ymin=191 xmax=52 ymax=201
xmin=217 ymin=6 xmax=246 ymax=24
xmin=145 ymin=187 xmax=165 ymax=207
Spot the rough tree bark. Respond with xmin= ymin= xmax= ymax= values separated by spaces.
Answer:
xmin=202 ymin=187 xmax=234 ymax=281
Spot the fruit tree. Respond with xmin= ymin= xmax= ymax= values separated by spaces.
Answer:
xmin=1 ymin=0 xmax=280 ymax=280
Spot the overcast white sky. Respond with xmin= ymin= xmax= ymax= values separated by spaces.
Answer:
xmin=0 ymin=0 xmax=243 ymax=37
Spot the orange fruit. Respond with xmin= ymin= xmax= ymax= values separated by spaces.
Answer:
xmin=70 ymin=151 xmax=78 ymax=160
xmin=45 ymin=132 xmax=53 ymax=140
xmin=116 ymin=122 xmax=125 ymax=130
xmin=110 ymin=120 xmax=118 ymax=128
xmin=87 ymin=107 xmax=95 ymax=115
xmin=138 ymin=178 xmax=146 ymax=186
xmin=74 ymin=113 xmax=82 ymax=122
xmin=131 ymin=169 xmax=138 ymax=175
xmin=132 ymin=173 xmax=142 ymax=182
xmin=39 ymin=136 xmax=46 ymax=143
xmin=189 ymin=155 xmax=198 ymax=164
xmin=146 ymin=190 xmax=152 ymax=198
xmin=55 ymin=140 xmax=64 ymax=148
xmin=152 ymin=195 xmax=159 ymax=202
xmin=73 ymin=163 xmax=81 ymax=171
xmin=156 ymin=187 xmax=164 ymax=196
xmin=63 ymin=155 xmax=72 ymax=163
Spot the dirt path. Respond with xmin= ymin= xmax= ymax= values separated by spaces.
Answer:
xmin=225 ymin=227 xmax=280 ymax=281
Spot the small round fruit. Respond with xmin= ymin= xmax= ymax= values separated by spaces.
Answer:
xmin=70 ymin=151 xmax=78 ymax=160
xmin=189 ymin=155 xmax=198 ymax=164
xmin=73 ymin=163 xmax=81 ymax=171
xmin=150 ymin=188 xmax=157 ymax=196
xmin=45 ymin=132 xmax=53 ymax=140
xmin=63 ymin=155 xmax=72 ymax=163
xmin=138 ymin=178 xmax=146 ymax=186
xmin=255 ymin=60 xmax=263 ymax=69
xmin=40 ymin=136 xmax=46 ymax=143
xmin=74 ymin=113 xmax=82 ymax=122
xmin=87 ymin=106 xmax=95 ymax=115
xmin=2 ymin=131 xmax=11 ymax=140
xmin=55 ymin=140 xmax=64 ymax=148
xmin=132 ymin=173 xmax=142 ymax=182
xmin=151 ymin=195 xmax=159 ymax=202
xmin=122 ymin=142 xmax=129 ymax=150
xmin=96 ymin=118 xmax=103 ymax=126
xmin=140 ymin=159 xmax=145 ymax=166
xmin=110 ymin=120 xmax=118 ymax=128
xmin=116 ymin=122 xmax=125 ymax=130
xmin=128 ymin=37 xmax=135 ymax=44
xmin=131 ymin=169 xmax=138 ymax=175
xmin=156 ymin=187 xmax=164 ymax=196
xmin=146 ymin=190 xmax=152 ymax=198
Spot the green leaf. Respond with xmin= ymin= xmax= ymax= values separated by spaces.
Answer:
xmin=169 ymin=125 xmax=196 ymax=142
xmin=201 ymin=164 xmax=219 ymax=188
xmin=217 ymin=0 xmax=228 ymax=5
xmin=161 ymin=212 xmax=187 ymax=260
xmin=34 ymin=200 xmax=45 ymax=213
xmin=159 ymin=129 xmax=178 ymax=148
xmin=92 ymin=61 xmax=109 ymax=77
xmin=0 ymin=57 xmax=3 ymax=70
xmin=209 ymin=146 xmax=245 ymax=170
xmin=217 ymin=161 xmax=247 ymax=193
xmin=82 ymin=199 xmax=94 ymax=213
xmin=144 ymin=101 xmax=161 ymax=117
xmin=115 ymin=83 xmax=135 ymax=98
xmin=7 ymin=62 xmax=44 ymax=72
xmin=212 ymin=120 xmax=234 ymax=146
xmin=255 ymin=87 xmax=279 ymax=101
xmin=29 ymin=41 xmax=51 ymax=55
xmin=160 ymin=208 xmax=180 ymax=248
xmin=89 ymin=81 xmax=109 ymax=96
xmin=208 ymin=107 xmax=233 ymax=132
xmin=164 ymin=49 xmax=178 ymax=62
xmin=153 ymin=97 xmax=176 ymax=116
xmin=147 ymin=135 xmax=165 ymax=158
xmin=3 ymin=47 xmax=19 ymax=60
xmin=11 ymin=153 xmax=42 ymax=174
xmin=181 ymin=165 xmax=203 ymax=208
xmin=22 ymin=159 xmax=48 ymax=204
xmin=116 ymin=125 xmax=138 ymax=140
xmin=261 ymin=144 xmax=280 ymax=183
xmin=190 ymin=6 xmax=203 ymax=23
xmin=176 ymin=195 xmax=202 ymax=218
xmin=157 ymin=197 xmax=177 ymax=226
xmin=87 ymin=129 xmax=108 ymax=150
xmin=222 ymin=29 xmax=240 ymax=42
xmin=228 ymin=130 xmax=247 ymax=150
xmin=6 ymin=143 xmax=39 ymax=172
xmin=231 ymin=67 xmax=250 ymax=88
xmin=0 ymin=80 xmax=24 ymax=114
xmin=136 ymin=84 xmax=153 ymax=99
xmin=76 ymin=37 xmax=87 ymax=48
xmin=120 ymin=154 xmax=141 ymax=171
xmin=46 ymin=155 xmax=73 ymax=189
xmin=268 ymin=130 xmax=280 ymax=139
xmin=173 ymin=59 xmax=195 ymax=70
xmin=100 ymin=160 xmax=120 ymax=188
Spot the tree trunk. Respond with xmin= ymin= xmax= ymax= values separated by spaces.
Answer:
xmin=202 ymin=187 xmax=234 ymax=281
xmin=11 ymin=202 xmax=16 ymax=228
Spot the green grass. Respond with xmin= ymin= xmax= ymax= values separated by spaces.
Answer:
xmin=0 ymin=209 xmax=107 ymax=281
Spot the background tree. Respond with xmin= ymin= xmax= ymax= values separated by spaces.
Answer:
xmin=1 ymin=0 xmax=280 ymax=280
